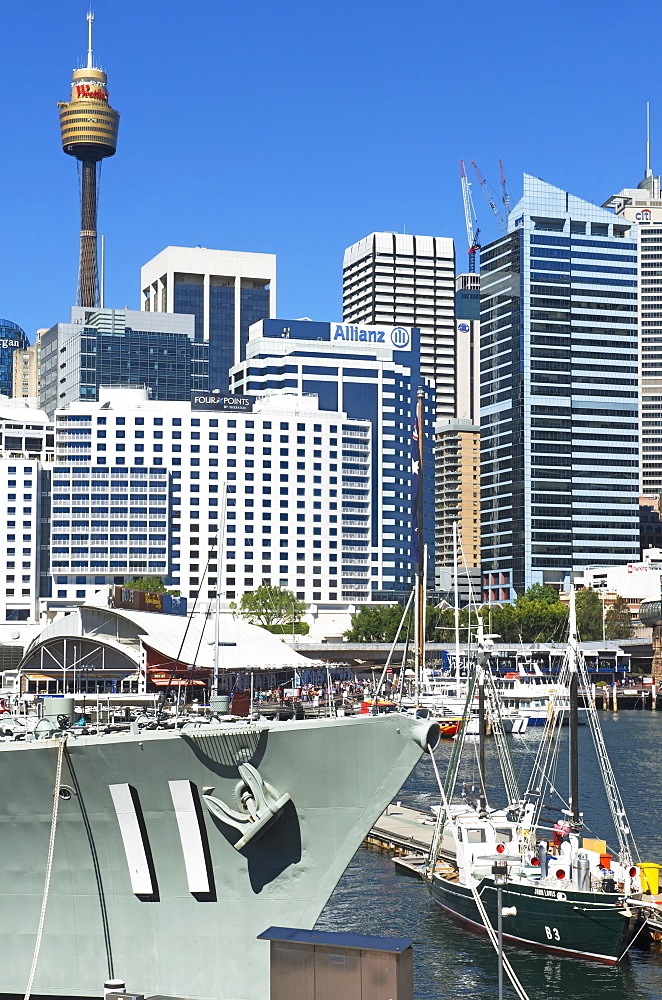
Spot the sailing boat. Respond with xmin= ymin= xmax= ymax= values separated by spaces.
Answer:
xmin=424 ymin=588 xmax=645 ymax=963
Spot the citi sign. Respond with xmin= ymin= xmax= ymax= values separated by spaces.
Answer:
xmin=331 ymin=324 xmax=411 ymax=350
xmin=636 ymin=210 xmax=652 ymax=222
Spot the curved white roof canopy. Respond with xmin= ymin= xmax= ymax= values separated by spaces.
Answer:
xmin=22 ymin=594 xmax=321 ymax=673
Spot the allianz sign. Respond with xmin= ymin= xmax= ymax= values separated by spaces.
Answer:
xmin=331 ymin=324 xmax=411 ymax=350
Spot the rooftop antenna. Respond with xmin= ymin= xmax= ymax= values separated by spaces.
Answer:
xmin=646 ymin=101 xmax=652 ymax=177
xmin=87 ymin=10 xmax=94 ymax=69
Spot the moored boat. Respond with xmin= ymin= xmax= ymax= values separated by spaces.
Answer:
xmin=424 ymin=589 xmax=646 ymax=964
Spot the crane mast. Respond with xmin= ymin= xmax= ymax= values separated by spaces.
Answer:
xmin=460 ymin=160 xmax=481 ymax=273
xmin=499 ymin=158 xmax=511 ymax=216
xmin=471 ymin=160 xmax=507 ymax=233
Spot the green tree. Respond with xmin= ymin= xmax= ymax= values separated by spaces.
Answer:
xmin=124 ymin=576 xmax=180 ymax=596
xmin=510 ymin=588 xmax=569 ymax=642
xmin=575 ymin=587 xmax=604 ymax=640
xmin=605 ymin=595 xmax=634 ymax=640
xmin=230 ymin=584 xmax=309 ymax=634
xmin=521 ymin=583 xmax=562 ymax=605
xmin=345 ymin=605 xmax=407 ymax=642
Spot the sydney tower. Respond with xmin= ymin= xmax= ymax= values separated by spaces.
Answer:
xmin=58 ymin=13 xmax=119 ymax=308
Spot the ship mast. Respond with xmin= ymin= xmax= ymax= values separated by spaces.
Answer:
xmin=568 ymin=587 xmax=581 ymax=828
xmin=413 ymin=388 xmax=425 ymax=703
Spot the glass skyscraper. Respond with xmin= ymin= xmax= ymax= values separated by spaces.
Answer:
xmin=480 ymin=175 xmax=640 ymax=602
xmin=39 ymin=308 xmax=207 ymax=418
xmin=0 ymin=320 xmax=29 ymax=397
xmin=141 ymin=247 xmax=276 ymax=394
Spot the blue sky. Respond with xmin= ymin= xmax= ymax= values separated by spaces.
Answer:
xmin=1 ymin=0 xmax=660 ymax=339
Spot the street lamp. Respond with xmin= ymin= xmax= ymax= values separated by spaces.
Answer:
xmin=492 ymin=860 xmax=516 ymax=1000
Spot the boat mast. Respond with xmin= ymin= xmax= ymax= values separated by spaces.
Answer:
xmin=478 ymin=662 xmax=487 ymax=816
xmin=413 ymin=388 xmax=425 ymax=704
xmin=453 ymin=520 xmax=461 ymax=694
xmin=568 ymin=587 xmax=581 ymax=828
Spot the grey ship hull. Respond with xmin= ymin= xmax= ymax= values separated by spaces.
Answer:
xmin=0 ymin=713 xmax=434 ymax=1000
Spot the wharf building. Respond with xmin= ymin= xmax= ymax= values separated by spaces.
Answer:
xmin=229 ymin=317 xmax=434 ymax=599
xmin=0 ymin=321 xmax=29 ymax=397
xmin=140 ymin=246 xmax=275 ymax=394
xmin=605 ymin=161 xmax=662 ymax=494
xmin=434 ymin=273 xmax=481 ymax=603
xmin=39 ymin=308 xmax=207 ymax=418
xmin=47 ymin=386 xmax=373 ymax=610
xmin=0 ymin=399 xmax=54 ymax=623
xmin=342 ymin=232 xmax=456 ymax=419
xmin=480 ymin=174 xmax=640 ymax=602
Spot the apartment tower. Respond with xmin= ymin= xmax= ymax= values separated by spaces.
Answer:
xmin=605 ymin=126 xmax=662 ymax=495
xmin=434 ymin=273 xmax=481 ymax=602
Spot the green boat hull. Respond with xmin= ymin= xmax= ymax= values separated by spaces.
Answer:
xmin=427 ymin=873 xmax=639 ymax=963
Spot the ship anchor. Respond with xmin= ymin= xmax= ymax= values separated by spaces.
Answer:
xmin=202 ymin=762 xmax=291 ymax=851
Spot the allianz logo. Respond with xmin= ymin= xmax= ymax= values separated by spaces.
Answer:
xmin=332 ymin=324 xmax=410 ymax=349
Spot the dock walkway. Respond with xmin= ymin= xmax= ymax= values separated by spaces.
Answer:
xmin=367 ymin=803 xmax=435 ymax=855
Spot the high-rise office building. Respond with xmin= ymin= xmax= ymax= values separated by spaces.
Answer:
xmin=47 ymin=387 xmax=371 ymax=610
xmin=605 ymin=157 xmax=662 ymax=494
xmin=342 ymin=232 xmax=455 ymax=417
xmin=58 ymin=13 xmax=119 ymax=308
xmin=140 ymin=246 xmax=276 ymax=393
xmin=480 ymin=174 xmax=640 ymax=602
xmin=434 ymin=274 xmax=481 ymax=601
xmin=0 ymin=321 xmax=29 ymax=398
xmin=39 ymin=308 xmax=207 ymax=418
xmin=230 ymin=317 xmax=433 ymax=598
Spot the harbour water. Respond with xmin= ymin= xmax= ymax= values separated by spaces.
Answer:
xmin=316 ymin=711 xmax=662 ymax=999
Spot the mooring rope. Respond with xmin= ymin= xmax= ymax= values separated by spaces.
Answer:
xmin=24 ymin=734 xmax=67 ymax=1000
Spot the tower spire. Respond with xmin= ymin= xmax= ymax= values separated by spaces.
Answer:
xmin=86 ymin=11 xmax=94 ymax=70
xmin=59 ymin=12 xmax=119 ymax=308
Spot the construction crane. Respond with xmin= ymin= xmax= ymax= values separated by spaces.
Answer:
xmin=460 ymin=160 xmax=481 ymax=273
xmin=499 ymin=158 xmax=511 ymax=216
xmin=471 ymin=160 xmax=507 ymax=233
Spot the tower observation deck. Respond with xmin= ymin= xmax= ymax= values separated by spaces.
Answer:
xmin=58 ymin=12 xmax=119 ymax=308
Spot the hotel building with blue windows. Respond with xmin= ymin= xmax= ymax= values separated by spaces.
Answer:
xmin=39 ymin=307 xmax=208 ymax=418
xmin=229 ymin=318 xmax=434 ymax=598
xmin=46 ymin=386 xmax=373 ymax=610
xmin=480 ymin=175 xmax=640 ymax=602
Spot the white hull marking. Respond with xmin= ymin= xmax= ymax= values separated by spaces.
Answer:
xmin=168 ymin=780 xmax=210 ymax=894
xmin=109 ymin=783 xmax=155 ymax=896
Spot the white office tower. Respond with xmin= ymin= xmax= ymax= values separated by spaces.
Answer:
xmin=605 ymin=123 xmax=662 ymax=493
xmin=0 ymin=399 xmax=53 ymax=623
xmin=140 ymin=246 xmax=276 ymax=393
xmin=342 ymin=232 xmax=455 ymax=417
xmin=49 ymin=387 xmax=371 ymax=609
